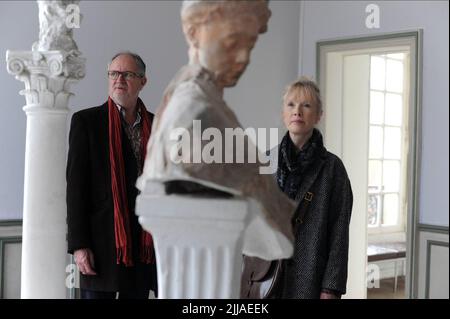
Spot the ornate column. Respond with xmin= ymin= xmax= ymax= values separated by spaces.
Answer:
xmin=6 ymin=0 xmax=85 ymax=298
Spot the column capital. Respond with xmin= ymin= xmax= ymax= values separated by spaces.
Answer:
xmin=6 ymin=0 xmax=85 ymax=112
xmin=6 ymin=50 xmax=85 ymax=110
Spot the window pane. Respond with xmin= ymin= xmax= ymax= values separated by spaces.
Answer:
xmin=370 ymin=56 xmax=385 ymax=90
xmin=385 ymin=93 xmax=403 ymax=126
xmin=370 ymin=91 xmax=385 ymax=125
xmin=369 ymin=126 xmax=383 ymax=159
xmin=383 ymin=160 xmax=400 ymax=192
xmin=383 ymin=194 xmax=399 ymax=226
xmin=368 ymin=160 xmax=382 ymax=191
xmin=386 ymin=53 xmax=405 ymax=60
xmin=384 ymin=127 xmax=401 ymax=159
xmin=368 ymin=194 xmax=380 ymax=226
xmin=386 ymin=59 xmax=404 ymax=93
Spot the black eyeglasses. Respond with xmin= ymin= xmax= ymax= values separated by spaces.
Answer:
xmin=107 ymin=71 xmax=144 ymax=80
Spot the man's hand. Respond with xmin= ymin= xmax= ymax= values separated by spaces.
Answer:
xmin=74 ymin=248 xmax=97 ymax=275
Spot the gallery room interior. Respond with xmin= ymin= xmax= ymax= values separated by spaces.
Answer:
xmin=0 ymin=1 xmax=448 ymax=299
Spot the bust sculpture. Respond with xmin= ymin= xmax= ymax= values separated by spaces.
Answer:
xmin=137 ymin=0 xmax=295 ymax=259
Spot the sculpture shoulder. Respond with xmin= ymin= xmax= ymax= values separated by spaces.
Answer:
xmin=165 ymin=79 xmax=232 ymax=131
xmin=172 ymin=77 xmax=221 ymax=109
xmin=170 ymin=64 xmax=223 ymax=109
xmin=172 ymin=79 xmax=210 ymax=107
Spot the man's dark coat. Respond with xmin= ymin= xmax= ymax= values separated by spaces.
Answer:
xmin=66 ymin=102 xmax=156 ymax=292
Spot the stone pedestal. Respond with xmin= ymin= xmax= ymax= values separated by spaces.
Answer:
xmin=6 ymin=50 xmax=84 ymax=298
xmin=136 ymin=195 xmax=252 ymax=299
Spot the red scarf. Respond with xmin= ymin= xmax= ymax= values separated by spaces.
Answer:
xmin=108 ymin=97 xmax=154 ymax=266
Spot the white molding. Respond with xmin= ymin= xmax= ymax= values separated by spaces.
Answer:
xmin=0 ymin=224 xmax=22 ymax=299
xmin=417 ymin=230 xmax=449 ymax=299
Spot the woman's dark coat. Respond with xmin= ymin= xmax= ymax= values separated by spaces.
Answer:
xmin=275 ymin=129 xmax=353 ymax=298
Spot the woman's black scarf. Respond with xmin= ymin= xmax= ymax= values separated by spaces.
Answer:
xmin=276 ymin=128 xmax=325 ymax=200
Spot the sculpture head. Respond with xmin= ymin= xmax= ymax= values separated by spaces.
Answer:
xmin=181 ymin=0 xmax=271 ymax=90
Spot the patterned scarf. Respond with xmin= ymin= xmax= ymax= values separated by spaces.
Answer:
xmin=108 ymin=97 xmax=154 ymax=266
xmin=276 ymin=129 xmax=324 ymax=200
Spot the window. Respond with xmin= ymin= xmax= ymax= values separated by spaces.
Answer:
xmin=367 ymin=53 xmax=407 ymax=233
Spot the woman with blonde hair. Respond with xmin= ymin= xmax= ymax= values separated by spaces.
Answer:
xmin=276 ymin=77 xmax=353 ymax=299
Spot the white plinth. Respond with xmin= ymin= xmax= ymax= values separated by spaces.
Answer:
xmin=136 ymin=195 xmax=252 ymax=299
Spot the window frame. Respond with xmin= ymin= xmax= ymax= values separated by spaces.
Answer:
xmin=367 ymin=52 xmax=409 ymax=235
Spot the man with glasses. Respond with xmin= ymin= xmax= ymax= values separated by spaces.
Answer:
xmin=66 ymin=52 xmax=157 ymax=299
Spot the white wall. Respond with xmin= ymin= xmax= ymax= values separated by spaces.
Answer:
xmin=299 ymin=1 xmax=449 ymax=226
xmin=0 ymin=1 xmax=300 ymax=220
xmin=0 ymin=1 xmax=36 ymax=220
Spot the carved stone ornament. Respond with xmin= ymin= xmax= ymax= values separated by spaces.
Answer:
xmin=32 ymin=0 xmax=82 ymax=54
xmin=6 ymin=50 xmax=85 ymax=108
xmin=6 ymin=0 xmax=85 ymax=109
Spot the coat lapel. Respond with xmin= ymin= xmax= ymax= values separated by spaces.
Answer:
xmin=98 ymin=102 xmax=111 ymax=186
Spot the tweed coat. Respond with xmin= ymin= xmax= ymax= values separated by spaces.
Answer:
xmin=274 ymin=130 xmax=353 ymax=299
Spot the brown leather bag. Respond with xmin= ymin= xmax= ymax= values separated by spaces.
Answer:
xmin=240 ymin=256 xmax=284 ymax=299
xmin=240 ymin=192 xmax=314 ymax=299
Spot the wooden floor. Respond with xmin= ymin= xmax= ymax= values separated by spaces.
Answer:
xmin=367 ymin=277 xmax=405 ymax=299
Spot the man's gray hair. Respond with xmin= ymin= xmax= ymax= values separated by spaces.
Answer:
xmin=108 ymin=52 xmax=147 ymax=76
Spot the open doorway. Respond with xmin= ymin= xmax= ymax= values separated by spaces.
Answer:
xmin=366 ymin=51 xmax=409 ymax=299
xmin=317 ymin=31 xmax=422 ymax=299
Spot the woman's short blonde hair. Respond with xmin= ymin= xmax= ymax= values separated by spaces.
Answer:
xmin=181 ymin=0 xmax=272 ymax=36
xmin=283 ymin=77 xmax=323 ymax=113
